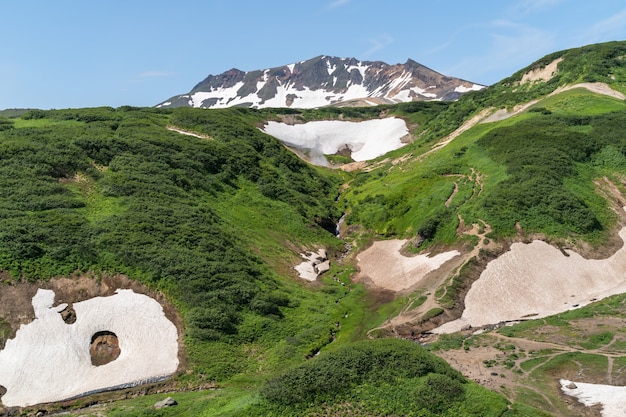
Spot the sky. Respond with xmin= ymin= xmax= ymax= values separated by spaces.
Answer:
xmin=2 ymin=0 xmax=626 ymax=109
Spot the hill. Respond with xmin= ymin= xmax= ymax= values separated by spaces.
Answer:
xmin=2 ymin=41 xmax=626 ymax=416
xmin=156 ymin=55 xmax=484 ymax=109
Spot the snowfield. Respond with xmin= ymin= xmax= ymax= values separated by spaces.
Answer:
xmin=356 ymin=239 xmax=460 ymax=292
xmin=262 ymin=118 xmax=409 ymax=163
xmin=0 ymin=289 xmax=179 ymax=407
xmin=435 ymin=223 xmax=626 ymax=334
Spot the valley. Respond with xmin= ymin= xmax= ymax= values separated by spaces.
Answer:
xmin=2 ymin=41 xmax=626 ymax=416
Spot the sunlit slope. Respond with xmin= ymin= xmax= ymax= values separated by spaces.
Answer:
xmin=341 ymin=42 xmax=626 ymax=247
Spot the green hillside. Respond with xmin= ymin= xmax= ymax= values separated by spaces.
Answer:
xmin=3 ymin=41 xmax=626 ymax=416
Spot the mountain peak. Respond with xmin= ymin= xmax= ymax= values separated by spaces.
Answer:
xmin=158 ymin=56 xmax=485 ymax=109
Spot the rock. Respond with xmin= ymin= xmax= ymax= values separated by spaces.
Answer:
xmin=154 ymin=397 xmax=177 ymax=409
xmin=566 ymin=382 xmax=577 ymax=389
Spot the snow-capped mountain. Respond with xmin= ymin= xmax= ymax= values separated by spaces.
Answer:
xmin=157 ymin=56 xmax=484 ymax=109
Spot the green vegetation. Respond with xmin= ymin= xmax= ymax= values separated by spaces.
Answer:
xmin=8 ymin=40 xmax=626 ymax=416
xmin=342 ymin=78 xmax=626 ymax=244
xmin=244 ymin=339 xmax=515 ymax=417
xmin=0 ymin=106 xmax=345 ymax=369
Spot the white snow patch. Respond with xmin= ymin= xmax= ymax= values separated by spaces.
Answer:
xmin=561 ymin=379 xmax=626 ymax=417
xmin=287 ymin=63 xmax=295 ymax=73
xmin=387 ymin=71 xmax=412 ymax=93
xmin=326 ymin=60 xmax=336 ymax=75
xmin=413 ymin=87 xmax=437 ymax=98
xmin=454 ymin=84 xmax=484 ymax=93
xmin=295 ymin=249 xmax=328 ymax=281
xmin=357 ymin=239 xmax=460 ymax=292
xmin=435 ymin=223 xmax=626 ymax=334
xmin=346 ymin=62 xmax=369 ymax=80
xmin=0 ymin=289 xmax=179 ymax=407
xmin=262 ymin=118 xmax=409 ymax=162
xmin=392 ymin=89 xmax=413 ymax=102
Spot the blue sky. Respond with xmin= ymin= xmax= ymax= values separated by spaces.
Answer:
xmin=2 ymin=0 xmax=626 ymax=109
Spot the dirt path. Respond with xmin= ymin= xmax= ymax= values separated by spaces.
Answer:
xmin=166 ymin=125 xmax=211 ymax=139
xmin=436 ymin=330 xmax=622 ymax=402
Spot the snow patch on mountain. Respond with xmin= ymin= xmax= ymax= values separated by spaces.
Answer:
xmin=157 ymin=56 xmax=485 ymax=109
xmin=262 ymin=117 xmax=409 ymax=163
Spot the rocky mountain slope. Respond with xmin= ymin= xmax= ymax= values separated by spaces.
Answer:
xmin=157 ymin=55 xmax=484 ymax=109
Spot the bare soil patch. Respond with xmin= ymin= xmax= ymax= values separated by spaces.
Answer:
xmin=521 ymin=57 xmax=564 ymax=84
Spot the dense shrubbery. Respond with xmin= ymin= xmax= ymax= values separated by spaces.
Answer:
xmin=238 ymin=338 xmax=520 ymax=416
xmin=476 ymin=111 xmax=626 ymax=235
xmin=0 ymin=106 xmax=340 ymax=344
xmin=261 ymin=338 xmax=463 ymax=405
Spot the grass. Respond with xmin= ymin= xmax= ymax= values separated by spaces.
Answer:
xmin=533 ymin=88 xmax=626 ymax=115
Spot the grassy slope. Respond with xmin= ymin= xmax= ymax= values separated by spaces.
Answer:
xmin=0 ymin=105 xmax=543 ymax=416
xmin=7 ymin=41 xmax=626 ymax=416
xmin=334 ymin=41 xmax=626 ymax=415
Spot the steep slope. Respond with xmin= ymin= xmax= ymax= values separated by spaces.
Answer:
xmin=338 ymin=40 xmax=626 ymax=416
xmin=157 ymin=55 xmax=484 ymax=109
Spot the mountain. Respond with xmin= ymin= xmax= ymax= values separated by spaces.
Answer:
xmin=156 ymin=55 xmax=484 ymax=109
xmin=4 ymin=41 xmax=626 ymax=416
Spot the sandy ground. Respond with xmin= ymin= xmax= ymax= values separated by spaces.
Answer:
xmin=553 ymin=82 xmax=626 ymax=100
xmin=561 ymin=379 xmax=626 ymax=417
xmin=481 ymin=81 xmax=625 ymax=124
xmin=356 ymin=239 xmax=459 ymax=292
xmin=0 ymin=289 xmax=179 ymax=407
xmin=262 ymin=118 xmax=409 ymax=162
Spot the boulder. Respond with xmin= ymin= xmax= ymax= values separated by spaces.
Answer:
xmin=566 ymin=382 xmax=578 ymax=390
xmin=154 ymin=397 xmax=178 ymax=409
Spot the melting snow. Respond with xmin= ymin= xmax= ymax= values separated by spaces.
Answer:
xmin=262 ymin=117 xmax=409 ymax=162
xmin=326 ymin=60 xmax=336 ymax=75
xmin=435 ymin=220 xmax=626 ymax=334
xmin=561 ymin=379 xmax=626 ymax=417
xmin=0 ymin=289 xmax=179 ymax=407
xmin=356 ymin=240 xmax=460 ymax=292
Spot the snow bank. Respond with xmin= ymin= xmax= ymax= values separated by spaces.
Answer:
xmin=435 ymin=226 xmax=626 ymax=334
xmin=356 ymin=239 xmax=460 ymax=292
xmin=561 ymin=379 xmax=626 ymax=417
xmin=0 ymin=289 xmax=179 ymax=407
xmin=262 ymin=118 xmax=409 ymax=162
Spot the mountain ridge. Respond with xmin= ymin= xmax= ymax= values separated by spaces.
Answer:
xmin=157 ymin=55 xmax=484 ymax=109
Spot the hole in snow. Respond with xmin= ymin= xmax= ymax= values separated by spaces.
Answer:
xmin=59 ymin=304 xmax=76 ymax=324
xmin=90 ymin=331 xmax=120 ymax=366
